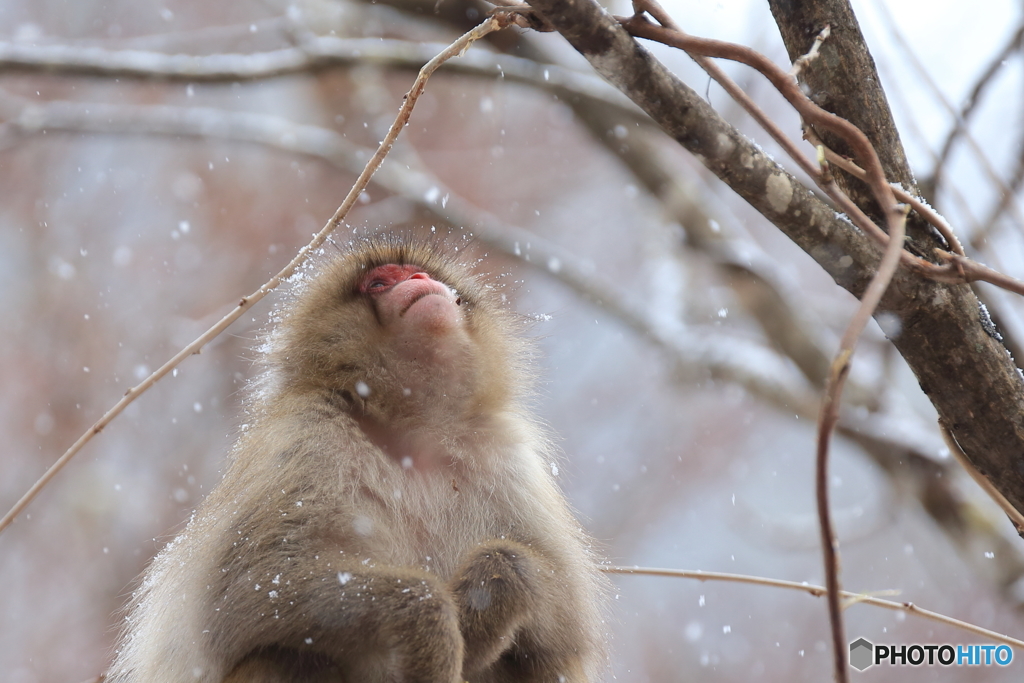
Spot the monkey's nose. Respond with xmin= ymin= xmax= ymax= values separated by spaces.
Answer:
xmin=408 ymin=272 xmax=430 ymax=281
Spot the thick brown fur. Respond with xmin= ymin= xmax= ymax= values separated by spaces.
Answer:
xmin=108 ymin=235 xmax=608 ymax=683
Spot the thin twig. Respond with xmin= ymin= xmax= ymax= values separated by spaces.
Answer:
xmin=868 ymin=0 xmax=1024 ymax=228
xmin=872 ymin=66 xmax=985 ymax=235
xmin=621 ymin=3 xmax=906 ymax=264
xmin=790 ymin=24 xmax=830 ymax=79
xmin=805 ymin=129 xmax=965 ymax=256
xmin=0 ymin=32 xmax=634 ymax=118
xmin=619 ymin=1 xmax=973 ymax=295
xmin=869 ymin=0 xmax=1024 ymax=213
xmin=618 ymin=7 xmax=912 ymax=679
xmin=619 ymin=3 xmax=904 ymax=258
xmin=626 ymin=1 xmax=820 ymax=179
xmin=934 ymin=23 xmax=1024 ymax=179
xmin=977 ymin=138 xmax=1024 ymax=249
xmin=622 ymin=6 xmax=901 ymax=239
xmin=0 ymin=15 xmax=508 ymax=537
xmin=604 ymin=566 xmax=1024 ymax=650
xmin=618 ymin=4 xmax=1024 ymax=300
xmin=815 ymin=205 xmax=907 ymax=682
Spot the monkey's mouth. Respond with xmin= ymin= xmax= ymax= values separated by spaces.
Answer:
xmin=400 ymin=290 xmax=449 ymax=316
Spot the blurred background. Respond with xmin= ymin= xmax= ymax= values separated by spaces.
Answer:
xmin=2 ymin=0 xmax=1024 ymax=681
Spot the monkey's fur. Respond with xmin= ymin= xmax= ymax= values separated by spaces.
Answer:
xmin=109 ymin=237 xmax=607 ymax=683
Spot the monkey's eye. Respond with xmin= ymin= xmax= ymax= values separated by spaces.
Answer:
xmin=358 ymin=264 xmax=430 ymax=294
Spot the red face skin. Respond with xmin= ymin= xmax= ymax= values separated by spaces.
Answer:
xmin=358 ymin=264 xmax=463 ymax=338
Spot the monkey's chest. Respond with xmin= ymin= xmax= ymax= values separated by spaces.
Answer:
xmin=357 ymin=470 xmax=505 ymax=579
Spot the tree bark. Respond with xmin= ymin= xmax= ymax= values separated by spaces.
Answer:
xmin=766 ymin=0 xmax=931 ymax=243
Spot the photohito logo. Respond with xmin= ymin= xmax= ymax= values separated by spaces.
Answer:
xmin=849 ymin=637 xmax=1013 ymax=671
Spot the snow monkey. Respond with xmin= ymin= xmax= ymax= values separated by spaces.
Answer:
xmin=109 ymin=236 xmax=607 ymax=683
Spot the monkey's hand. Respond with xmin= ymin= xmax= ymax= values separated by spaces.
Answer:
xmin=449 ymin=539 xmax=543 ymax=677
xmin=219 ymin=558 xmax=465 ymax=683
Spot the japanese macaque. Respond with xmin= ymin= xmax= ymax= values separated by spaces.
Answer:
xmin=108 ymin=236 xmax=608 ymax=683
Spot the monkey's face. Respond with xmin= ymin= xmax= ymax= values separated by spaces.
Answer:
xmin=355 ymin=262 xmax=478 ymax=394
xmin=358 ymin=264 xmax=465 ymax=339
xmin=269 ymin=238 xmax=520 ymax=426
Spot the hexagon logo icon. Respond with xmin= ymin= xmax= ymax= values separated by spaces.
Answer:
xmin=849 ymin=637 xmax=874 ymax=671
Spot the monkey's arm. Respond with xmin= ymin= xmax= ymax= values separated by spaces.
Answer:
xmin=213 ymin=543 xmax=465 ymax=683
xmin=450 ymin=538 xmax=593 ymax=682
xmin=450 ymin=539 xmax=540 ymax=676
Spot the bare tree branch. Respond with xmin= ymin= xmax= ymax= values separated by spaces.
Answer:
xmin=0 ymin=32 xmax=630 ymax=116
xmin=605 ymin=566 xmax=1024 ymax=650
xmin=815 ymin=204 xmax=907 ymax=682
xmin=867 ymin=2 xmax=1024 ymax=229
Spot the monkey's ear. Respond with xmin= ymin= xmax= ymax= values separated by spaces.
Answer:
xmin=325 ymin=387 xmax=358 ymax=412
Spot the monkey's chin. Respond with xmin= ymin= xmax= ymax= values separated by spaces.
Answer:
xmin=400 ymin=294 xmax=462 ymax=334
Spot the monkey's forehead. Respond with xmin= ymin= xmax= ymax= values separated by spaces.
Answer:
xmin=321 ymin=235 xmax=480 ymax=293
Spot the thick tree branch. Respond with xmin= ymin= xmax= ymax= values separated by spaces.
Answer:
xmin=521 ymin=0 xmax=1024 ymax=523
xmin=765 ymin=0 xmax=936 ymax=248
